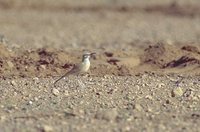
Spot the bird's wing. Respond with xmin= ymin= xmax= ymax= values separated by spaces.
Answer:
xmin=67 ymin=64 xmax=81 ymax=74
xmin=53 ymin=64 xmax=80 ymax=86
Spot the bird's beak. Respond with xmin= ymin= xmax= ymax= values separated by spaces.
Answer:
xmin=90 ymin=52 xmax=96 ymax=55
xmin=90 ymin=52 xmax=96 ymax=59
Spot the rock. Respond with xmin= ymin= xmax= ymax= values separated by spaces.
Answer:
xmin=145 ymin=95 xmax=153 ymax=100
xmin=192 ymin=96 xmax=198 ymax=101
xmin=158 ymin=124 xmax=166 ymax=130
xmin=157 ymin=83 xmax=165 ymax=88
xmin=124 ymin=126 xmax=131 ymax=131
xmin=0 ymin=116 xmax=6 ymax=121
xmin=10 ymin=80 xmax=17 ymax=86
xmin=171 ymin=87 xmax=184 ymax=97
xmin=166 ymin=99 xmax=170 ymax=104
xmin=64 ymin=90 xmax=69 ymax=96
xmin=183 ymin=89 xmax=193 ymax=99
xmin=52 ymin=88 xmax=59 ymax=96
xmin=33 ymin=77 xmax=39 ymax=82
xmin=7 ymin=61 xmax=14 ymax=68
xmin=0 ymin=105 xmax=4 ymax=108
xmin=13 ymin=92 xmax=17 ymax=96
xmin=166 ymin=39 xmax=174 ymax=45
xmin=142 ymin=83 xmax=147 ymax=87
xmin=42 ymin=125 xmax=53 ymax=132
xmin=133 ymin=104 xmax=143 ymax=111
xmin=40 ymin=65 xmax=46 ymax=70
xmin=95 ymin=109 xmax=118 ymax=121
xmin=34 ymin=97 xmax=39 ymax=101
xmin=28 ymin=101 xmax=33 ymax=105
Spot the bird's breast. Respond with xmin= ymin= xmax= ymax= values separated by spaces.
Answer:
xmin=81 ymin=61 xmax=90 ymax=72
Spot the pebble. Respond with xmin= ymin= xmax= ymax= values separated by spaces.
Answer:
xmin=157 ymin=83 xmax=165 ymax=88
xmin=145 ymin=95 xmax=153 ymax=100
xmin=40 ymin=65 xmax=46 ymax=70
xmin=28 ymin=101 xmax=33 ymax=105
xmin=7 ymin=61 xmax=14 ymax=68
xmin=192 ymin=96 xmax=198 ymax=101
xmin=0 ymin=105 xmax=4 ymax=108
xmin=171 ymin=87 xmax=184 ymax=97
xmin=0 ymin=116 xmax=6 ymax=121
xmin=166 ymin=39 xmax=173 ymax=45
xmin=13 ymin=92 xmax=17 ymax=96
xmin=10 ymin=80 xmax=17 ymax=86
xmin=52 ymin=88 xmax=60 ymax=96
xmin=158 ymin=124 xmax=166 ymax=130
xmin=33 ymin=77 xmax=39 ymax=80
xmin=34 ymin=97 xmax=39 ymax=101
xmin=33 ymin=77 xmax=39 ymax=82
xmin=64 ymin=90 xmax=69 ymax=96
xmin=142 ymin=83 xmax=147 ymax=87
xmin=124 ymin=126 xmax=131 ymax=131
xmin=95 ymin=109 xmax=118 ymax=121
xmin=135 ymin=85 xmax=140 ymax=90
xmin=42 ymin=125 xmax=53 ymax=132
xmin=133 ymin=104 xmax=143 ymax=111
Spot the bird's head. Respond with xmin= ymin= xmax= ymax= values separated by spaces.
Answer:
xmin=82 ymin=52 xmax=96 ymax=61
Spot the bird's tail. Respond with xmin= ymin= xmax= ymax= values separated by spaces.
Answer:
xmin=53 ymin=72 xmax=70 ymax=87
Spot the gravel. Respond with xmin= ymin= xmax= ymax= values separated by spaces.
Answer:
xmin=0 ymin=73 xmax=199 ymax=131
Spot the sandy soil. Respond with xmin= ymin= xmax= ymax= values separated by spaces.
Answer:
xmin=0 ymin=0 xmax=200 ymax=131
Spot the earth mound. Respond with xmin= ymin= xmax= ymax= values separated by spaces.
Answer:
xmin=0 ymin=42 xmax=199 ymax=78
xmin=141 ymin=43 xmax=200 ymax=69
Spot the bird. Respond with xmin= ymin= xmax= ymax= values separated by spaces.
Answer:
xmin=53 ymin=52 xmax=95 ymax=86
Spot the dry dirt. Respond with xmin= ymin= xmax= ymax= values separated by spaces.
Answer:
xmin=0 ymin=0 xmax=200 ymax=132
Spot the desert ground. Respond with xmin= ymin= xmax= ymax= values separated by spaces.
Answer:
xmin=0 ymin=0 xmax=200 ymax=131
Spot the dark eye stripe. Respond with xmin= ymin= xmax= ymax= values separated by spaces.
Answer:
xmin=83 ymin=55 xmax=89 ymax=58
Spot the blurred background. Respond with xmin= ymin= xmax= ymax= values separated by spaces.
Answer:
xmin=0 ymin=0 xmax=200 ymax=50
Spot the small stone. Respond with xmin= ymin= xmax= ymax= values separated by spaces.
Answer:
xmin=0 ymin=116 xmax=6 ymax=121
xmin=166 ymin=99 xmax=170 ymax=104
xmin=28 ymin=101 xmax=33 ymax=105
xmin=33 ymin=77 xmax=39 ymax=81
xmin=52 ymin=88 xmax=59 ymax=96
xmin=64 ymin=90 xmax=69 ymax=96
xmin=0 ymin=105 xmax=4 ymax=108
xmin=40 ymin=65 xmax=46 ymax=70
xmin=13 ymin=92 xmax=17 ymax=96
xmin=145 ymin=95 xmax=153 ymax=100
xmin=183 ymin=89 xmax=193 ymax=99
xmin=188 ymin=105 xmax=194 ymax=108
xmin=42 ymin=125 xmax=53 ymax=132
xmin=142 ymin=83 xmax=146 ymax=87
xmin=147 ymin=108 xmax=153 ymax=112
xmin=157 ymin=83 xmax=165 ymax=88
xmin=7 ymin=61 xmax=14 ymax=68
xmin=133 ymin=104 xmax=143 ymax=111
xmin=135 ymin=85 xmax=140 ymax=90
xmin=171 ymin=87 xmax=184 ymax=97
xmin=192 ymin=96 xmax=198 ymax=101
xmin=124 ymin=126 xmax=131 ymax=131
xmin=10 ymin=80 xmax=17 ymax=86
xmin=158 ymin=124 xmax=166 ymax=130
xmin=166 ymin=39 xmax=173 ymax=45
xmin=34 ymin=97 xmax=39 ymax=101
xmin=95 ymin=109 xmax=118 ymax=121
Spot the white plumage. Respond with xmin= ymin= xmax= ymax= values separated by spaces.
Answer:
xmin=54 ymin=52 xmax=94 ymax=86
